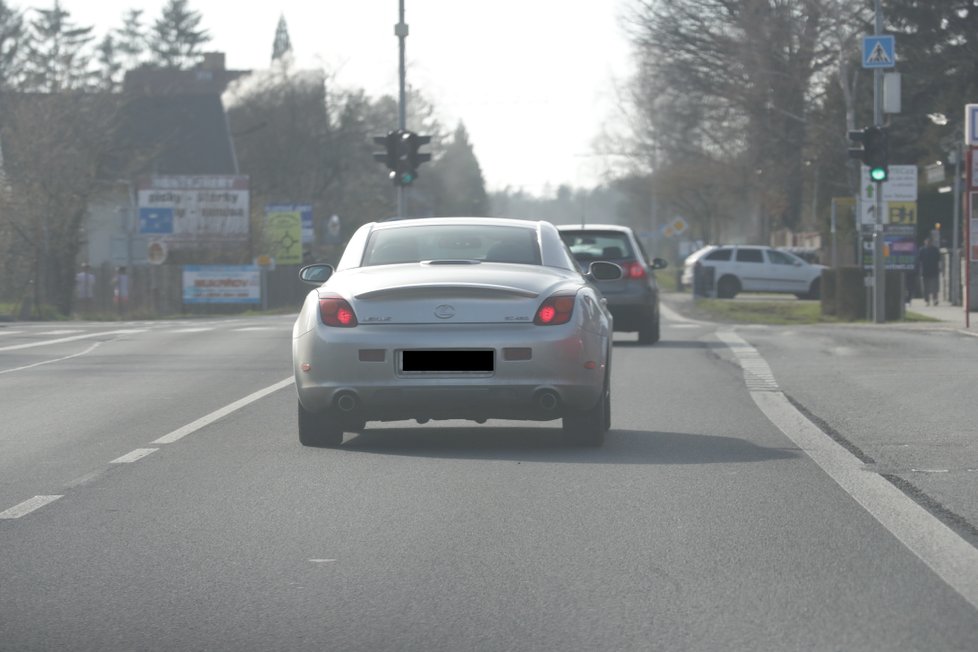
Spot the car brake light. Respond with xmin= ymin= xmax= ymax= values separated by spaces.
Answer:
xmin=319 ymin=295 xmax=358 ymax=327
xmin=534 ymin=293 xmax=575 ymax=325
xmin=626 ymin=261 xmax=646 ymax=279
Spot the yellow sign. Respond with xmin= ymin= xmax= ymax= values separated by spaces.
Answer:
xmin=265 ymin=210 xmax=303 ymax=265
xmin=888 ymin=201 xmax=917 ymax=225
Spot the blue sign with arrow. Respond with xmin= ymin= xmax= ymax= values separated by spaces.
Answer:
xmin=863 ymin=35 xmax=895 ymax=68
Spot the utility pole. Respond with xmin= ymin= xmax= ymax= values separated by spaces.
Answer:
xmin=395 ymin=0 xmax=408 ymax=218
xmin=872 ymin=0 xmax=886 ymax=323
xmin=951 ymin=138 xmax=962 ymax=305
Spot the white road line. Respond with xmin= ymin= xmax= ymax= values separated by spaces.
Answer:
xmin=38 ymin=329 xmax=82 ymax=336
xmin=0 ymin=495 xmax=63 ymax=519
xmin=152 ymin=377 xmax=294 ymax=444
xmin=660 ymin=302 xmax=710 ymax=326
xmin=110 ymin=448 xmax=159 ymax=464
xmin=171 ymin=327 xmax=215 ymax=333
xmin=0 ymin=330 xmax=24 ymax=336
xmin=0 ymin=342 xmax=101 ymax=375
xmin=0 ymin=329 xmax=147 ymax=352
xmin=718 ymin=329 xmax=978 ymax=612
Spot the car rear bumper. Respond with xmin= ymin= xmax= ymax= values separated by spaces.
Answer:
xmin=293 ymin=323 xmax=608 ymax=422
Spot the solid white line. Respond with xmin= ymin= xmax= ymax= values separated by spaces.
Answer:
xmin=0 ymin=329 xmax=147 ymax=352
xmin=0 ymin=495 xmax=63 ymax=519
xmin=152 ymin=377 xmax=294 ymax=444
xmin=172 ymin=327 xmax=215 ymax=333
xmin=719 ymin=329 xmax=978 ymax=612
xmin=0 ymin=330 xmax=24 ymax=336
xmin=110 ymin=448 xmax=159 ymax=464
xmin=38 ymin=329 xmax=82 ymax=336
xmin=660 ymin=302 xmax=709 ymax=326
xmin=0 ymin=342 xmax=101 ymax=375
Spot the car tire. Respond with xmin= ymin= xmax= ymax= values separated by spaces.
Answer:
xmin=716 ymin=275 xmax=739 ymax=299
xmin=638 ymin=307 xmax=661 ymax=345
xmin=298 ymin=400 xmax=344 ymax=447
xmin=562 ymin=380 xmax=609 ymax=447
xmin=806 ymin=278 xmax=821 ymax=300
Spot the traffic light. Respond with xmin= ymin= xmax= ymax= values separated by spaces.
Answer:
xmin=373 ymin=131 xmax=399 ymax=173
xmin=847 ymin=125 xmax=889 ymax=182
xmin=372 ymin=130 xmax=432 ymax=186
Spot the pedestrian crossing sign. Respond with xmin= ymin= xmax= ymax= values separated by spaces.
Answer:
xmin=863 ymin=35 xmax=895 ymax=68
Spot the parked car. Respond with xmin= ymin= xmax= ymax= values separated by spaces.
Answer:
xmin=293 ymin=217 xmax=623 ymax=448
xmin=681 ymin=244 xmax=825 ymax=299
xmin=557 ymin=224 xmax=668 ymax=344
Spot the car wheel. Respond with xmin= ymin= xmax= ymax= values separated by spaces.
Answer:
xmin=298 ymin=400 xmax=344 ymax=447
xmin=806 ymin=278 xmax=821 ymax=300
xmin=562 ymin=381 xmax=609 ymax=447
xmin=716 ymin=275 xmax=739 ymax=299
xmin=638 ymin=307 xmax=661 ymax=345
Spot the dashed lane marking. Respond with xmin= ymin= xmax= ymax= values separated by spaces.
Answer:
xmin=0 ymin=495 xmax=63 ymax=519
xmin=110 ymin=448 xmax=159 ymax=464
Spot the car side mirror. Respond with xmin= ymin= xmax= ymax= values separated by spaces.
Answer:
xmin=299 ymin=263 xmax=334 ymax=285
xmin=651 ymin=257 xmax=669 ymax=270
xmin=587 ymin=261 xmax=623 ymax=281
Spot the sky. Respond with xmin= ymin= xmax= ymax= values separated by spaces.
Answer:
xmin=57 ymin=0 xmax=637 ymax=195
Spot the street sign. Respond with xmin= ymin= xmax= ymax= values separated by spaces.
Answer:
xmin=863 ymin=35 xmax=895 ymax=69
xmin=966 ymin=104 xmax=978 ymax=147
xmin=860 ymin=164 xmax=917 ymax=201
xmin=888 ymin=201 xmax=917 ymax=225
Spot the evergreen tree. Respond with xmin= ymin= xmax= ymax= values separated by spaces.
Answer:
xmin=114 ymin=9 xmax=147 ymax=72
xmin=149 ymin=0 xmax=210 ymax=69
xmin=22 ymin=0 xmax=95 ymax=92
xmin=431 ymin=123 xmax=488 ymax=217
xmin=95 ymin=34 xmax=122 ymax=90
xmin=0 ymin=0 xmax=23 ymax=90
xmin=271 ymin=14 xmax=292 ymax=63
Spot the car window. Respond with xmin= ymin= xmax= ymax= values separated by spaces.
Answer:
xmin=559 ymin=231 xmax=634 ymax=260
xmin=704 ymin=248 xmax=731 ymax=261
xmin=767 ymin=249 xmax=798 ymax=265
xmin=736 ymin=248 xmax=764 ymax=263
xmin=363 ymin=225 xmax=541 ymax=266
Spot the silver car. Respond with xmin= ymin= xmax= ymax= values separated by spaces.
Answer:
xmin=293 ymin=217 xmax=622 ymax=448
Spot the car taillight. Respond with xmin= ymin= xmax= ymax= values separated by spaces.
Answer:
xmin=625 ymin=261 xmax=647 ymax=279
xmin=534 ymin=293 xmax=575 ymax=325
xmin=319 ymin=295 xmax=358 ymax=327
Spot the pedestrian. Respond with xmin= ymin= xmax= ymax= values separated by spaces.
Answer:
xmin=75 ymin=263 xmax=95 ymax=315
xmin=113 ymin=266 xmax=129 ymax=315
xmin=917 ymin=237 xmax=941 ymax=306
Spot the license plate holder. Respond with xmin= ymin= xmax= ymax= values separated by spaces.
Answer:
xmin=400 ymin=350 xmax=494 ymax=374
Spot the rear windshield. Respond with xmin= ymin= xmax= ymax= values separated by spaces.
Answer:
xmin=559 ymin=231 xmax=634 ymax=261
xmin=362 ymin=224 xmax=541 ymax=266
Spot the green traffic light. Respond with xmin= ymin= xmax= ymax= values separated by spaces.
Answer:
xmin=870 ymin=167 xmax=887 ymax=182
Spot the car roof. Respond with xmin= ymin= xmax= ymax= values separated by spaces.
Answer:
xmin=555 ymin=223 xmax=634 ymax=233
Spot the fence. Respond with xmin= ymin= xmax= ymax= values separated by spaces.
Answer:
xmin=79 ymin=263 xmax=310 ymax=319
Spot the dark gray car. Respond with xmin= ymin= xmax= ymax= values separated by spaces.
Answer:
xmin=557 ymin=224 xmax=668 ymax=344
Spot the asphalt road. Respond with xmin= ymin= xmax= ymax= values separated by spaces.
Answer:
xmin=2 ymin=310 xmax=977 ymax=650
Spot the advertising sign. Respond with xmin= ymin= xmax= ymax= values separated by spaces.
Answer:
xmin=138 ymin=176 xmax=250 ymax=249
xmin=861 ymin=225 xmax=916 ymax=270
xmin=264 ymin=206 xmax=304 ymax=265
xmin=182 ymin=265 xmax=260 ymax=304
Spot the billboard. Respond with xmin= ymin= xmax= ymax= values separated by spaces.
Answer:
xmin=137 ymin=176 xmax=250 ymax=249
xmin=182 ymin=265 xmax=260 ymax=304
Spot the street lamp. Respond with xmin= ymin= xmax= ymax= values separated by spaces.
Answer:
xmin=928 ymin=113 xmax=963 ymax=306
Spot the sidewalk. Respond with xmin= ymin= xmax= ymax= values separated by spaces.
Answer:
xmin=906 ymin=298 xmax=978 ymax=335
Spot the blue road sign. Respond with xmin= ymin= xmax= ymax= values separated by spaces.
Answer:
xmin=139 ymin=207 xmax=174 ymax=234
xmin=863 ymin=35 xmax=895 ymax=68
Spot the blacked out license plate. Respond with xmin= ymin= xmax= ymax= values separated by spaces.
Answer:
xmin=401 ymin=350 xmax=494 ymax=373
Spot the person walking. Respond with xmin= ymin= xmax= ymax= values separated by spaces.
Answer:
xmin=74 ymin=263 xmax=96 ymax=315
xmin=917 ymin=237 xmax=941 ymax=306
xmin=113 ymin=266 xmax=130 ymax=316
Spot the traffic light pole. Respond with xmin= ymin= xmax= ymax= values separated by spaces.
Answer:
xmin=872 ymin=0 xmax=886 ymax=323
xmin=396 ymin=0 xmax=408 ymax=217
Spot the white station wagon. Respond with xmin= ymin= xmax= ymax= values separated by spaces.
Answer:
xmin=682 ymin=245 xmax=826 ymax=300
